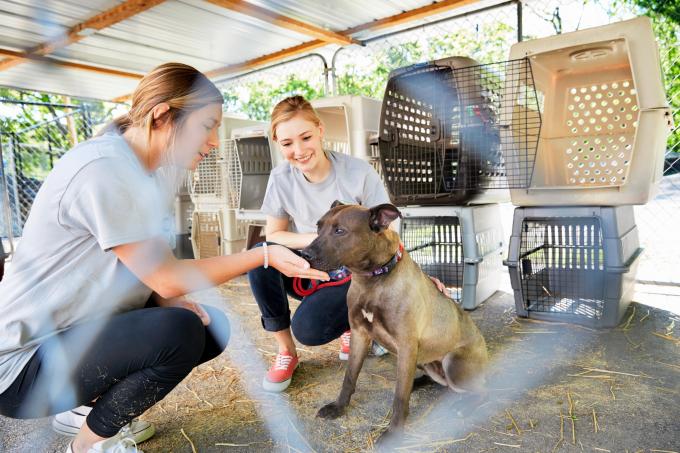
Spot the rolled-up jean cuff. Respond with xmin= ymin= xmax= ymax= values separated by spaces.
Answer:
xmin=261 ymin=310 xmax=292 ymax=332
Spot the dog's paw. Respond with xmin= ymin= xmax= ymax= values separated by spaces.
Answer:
xmin=317 ymin=402 xmax=345 ymax=419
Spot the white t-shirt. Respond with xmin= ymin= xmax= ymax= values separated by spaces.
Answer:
xmin=0 ymin=132 xmax=172 ymax=394
xmin=260 ymin=151 xmax=390 ymax=234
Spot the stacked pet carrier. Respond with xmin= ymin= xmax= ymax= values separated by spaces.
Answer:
xmin=379 ymin=56 xmax=541 ymax=309
xmin=503 ymin=17 xmax=673 ymax=327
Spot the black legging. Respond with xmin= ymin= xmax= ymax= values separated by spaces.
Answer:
xmin=0 ymin=302 xmax=229 ymax=437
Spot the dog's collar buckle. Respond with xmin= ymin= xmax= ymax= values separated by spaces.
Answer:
xmin=363 ymin=243 xmax=404 ymax=277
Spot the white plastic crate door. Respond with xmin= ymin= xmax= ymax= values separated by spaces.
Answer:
xmin=529 ymin=39 xmax=639 ymax=188
xmin=190 ymin=148 xmax=222 ymax=202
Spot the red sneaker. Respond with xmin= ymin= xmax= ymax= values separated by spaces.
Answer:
xmin=262 ymin=351 xmax=299 ymax=392
xmin=339 ymin=330 xmax=351 ymax=361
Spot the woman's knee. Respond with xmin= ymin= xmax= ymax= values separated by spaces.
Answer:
xmin=290 ymin=312 xmax=332 ymax=346
xmin=154 ymin=307 xmax=207 ymax=362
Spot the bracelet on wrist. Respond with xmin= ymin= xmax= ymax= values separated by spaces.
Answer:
xmin=262 ymin=241 xmax=269 ymax=269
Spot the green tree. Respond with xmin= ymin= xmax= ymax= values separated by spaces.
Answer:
xmin=337 ymin=22 xmax=514 ymax=98
xmin=222 ymin=74 xmax=322 ymax=121
xmin=616 ymin=0 xmax=680 ymax=156
xmin=1 ymin=88 xmax=114 ymax=179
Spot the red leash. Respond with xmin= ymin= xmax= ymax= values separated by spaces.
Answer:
xmin=292 ymin=274 xmax=352 ymax=297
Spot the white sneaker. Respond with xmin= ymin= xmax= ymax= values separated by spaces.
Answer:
xmin=370 ymin=341 xmax=389 ymax=357
xmin=66 ymin=436 xmax=143 ymax=453
xmin=54 ymin=405 xmax=154 ymax=444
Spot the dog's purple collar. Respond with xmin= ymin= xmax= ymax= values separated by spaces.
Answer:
xmin=358 ymin=243 xmax=404 ymax=277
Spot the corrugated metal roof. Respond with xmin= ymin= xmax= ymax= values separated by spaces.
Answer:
xmin=0 ymin=0 xmax=487 ymax=101
xmin=0 ymin=60 xmax=140 ymax=100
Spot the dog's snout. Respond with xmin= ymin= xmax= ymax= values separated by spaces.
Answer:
xmin=299 ymin=249 xmax=314 ymax=262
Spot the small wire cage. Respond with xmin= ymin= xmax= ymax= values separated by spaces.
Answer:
xmin=506 ymin=206 xmax=642 ymax=328
xmin=379 ymin=56 xmax=541 ymax=206
xmin=402 ymin=216 xmax=464 ymax=299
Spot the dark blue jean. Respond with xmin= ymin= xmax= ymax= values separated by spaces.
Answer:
xmin=247 ymin=243 xmax=351 ymax=346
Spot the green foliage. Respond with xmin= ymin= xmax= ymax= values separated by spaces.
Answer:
xmin=634 ymin=0 xmax=680 ymax=25
xmin=337 ymin=22 xmax=515 ymax=99
xmin=618 ymin=0 xmax=680 ymax=153
xmin=220 ymin=22 xmax=515 ymax=118
xmin=0 ymin=88 xmax=114 ymax=179
xmin=221 ymin=74 xmax=322 ymax=121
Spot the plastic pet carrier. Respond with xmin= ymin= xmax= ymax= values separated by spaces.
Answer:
xmin=311 ymin=96 xmax=382 ymax=160
xmin=233 ymin=127 xmax=275 ymax=213
xmin=379 ymin=56 xmax=541 ymax=206
xmin=508 ymin=16 xmax=673 ymax=206
xmin=400 ymin=205 xmax=504 ymax=309
xmin=190 ymin=208 xmax=250 ymax=259
xmin=504 ymin=206 xmax=642 ymax=328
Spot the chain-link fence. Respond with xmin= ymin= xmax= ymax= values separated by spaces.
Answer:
xmin=0 ymin=95 xmax=118 ymax=254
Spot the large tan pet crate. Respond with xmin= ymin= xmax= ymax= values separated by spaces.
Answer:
xmin=190 ymin=208 xmax=252 ymax=259
xmin=311 ymin=96 xmax=382 ymax=160
xmin=507 ymin=16 xmax=672 ymax=206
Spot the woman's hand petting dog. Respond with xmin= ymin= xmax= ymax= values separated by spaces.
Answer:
xmin=269 ymin=244 xmax=330 ymax=281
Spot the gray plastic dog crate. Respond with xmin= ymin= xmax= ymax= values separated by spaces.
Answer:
xmin=504 ymin=206 xmax=642 ymax=328
xmin=400 ymin=205 xmax=504 ymax=310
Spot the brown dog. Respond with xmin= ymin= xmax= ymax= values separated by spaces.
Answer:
xmin=301 ymin=202 xmax=489 ymax=441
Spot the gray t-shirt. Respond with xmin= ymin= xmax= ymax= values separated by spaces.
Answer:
xmin=0 ymin=132 xmax=171 ymax=393
xmin=261 ymin=151 xmax=390 ymax=234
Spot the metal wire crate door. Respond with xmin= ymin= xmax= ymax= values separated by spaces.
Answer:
xmin=378 ymin=57 xmax=541 ymax=205
xmin=518 ymin=218 xmax=605 ymax=319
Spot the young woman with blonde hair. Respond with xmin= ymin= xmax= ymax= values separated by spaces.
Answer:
xmin=248 ymin=95 xmax=393 ymax=392
xmin=0 ymin=65 xmax=327 ymax=453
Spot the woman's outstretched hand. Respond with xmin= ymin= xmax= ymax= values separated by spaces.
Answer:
xmin=268 ymin=244 xmax=330 ymax=281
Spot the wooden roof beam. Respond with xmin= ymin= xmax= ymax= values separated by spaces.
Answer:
xmin=0 ymin=47 xmax=144 ymax=79
xmin=0 ymin=0 xmax=166 ymax=72
xmin=206 ymin=0 xmax=358 ymax=46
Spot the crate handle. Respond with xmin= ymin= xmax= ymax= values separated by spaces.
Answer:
xmin=606 ymin=247 xmax=644 ymax=273
xmin=428 ymin=122 xmax=441 ymax=141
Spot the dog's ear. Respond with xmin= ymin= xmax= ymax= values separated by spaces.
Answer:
xmin=330 ymin=200 xmax=345 ymax=209
xmin=369 ymin=204 xmax=402 ymax=232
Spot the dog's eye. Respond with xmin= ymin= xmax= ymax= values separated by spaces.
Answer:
xmin=334 ymin=227 xmax=345 ymax=235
